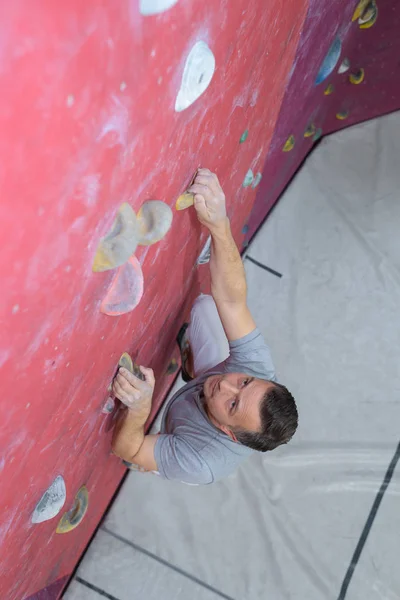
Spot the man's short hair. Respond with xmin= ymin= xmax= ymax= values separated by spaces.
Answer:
xmin=235 ymin=381 xmax=298 ymax=452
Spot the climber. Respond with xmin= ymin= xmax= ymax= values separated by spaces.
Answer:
xmin=111 ymin=168 xmax=298 ymax=484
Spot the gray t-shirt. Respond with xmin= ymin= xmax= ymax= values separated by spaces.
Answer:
xmin=154 ymin=328 xmax=276 ymax=484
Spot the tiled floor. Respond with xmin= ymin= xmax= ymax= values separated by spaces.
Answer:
xmin=63 ymin=113 xmax=400 ymax=600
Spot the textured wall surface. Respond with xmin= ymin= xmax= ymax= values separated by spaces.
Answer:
xmin=0 ymin=1 xmax=306 ymax=598
xmin=0 ymin=1 xmax=398 ymax=598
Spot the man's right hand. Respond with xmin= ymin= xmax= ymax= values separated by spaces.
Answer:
xmin=113 ymin=366 xmax=155 ymax=424
xmin=188 ymin=168 xmax=227 ymax=232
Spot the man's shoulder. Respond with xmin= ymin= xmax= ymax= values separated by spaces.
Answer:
xmin=163 ymin=380 xmax=215 ymax=435
xmin=223 ymin=328 xmax=277 ymax=380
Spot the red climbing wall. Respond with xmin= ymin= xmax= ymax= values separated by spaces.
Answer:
xmin=0 ymin=2 xmax=307 ymax=598
xmin=0 ymin=1 xmax=397 ymax=599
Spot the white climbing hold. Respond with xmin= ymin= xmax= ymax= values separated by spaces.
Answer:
xmin=197 ymin=236 xmax=212 ymax=265
xmin=175 ymin=41 xmax=216 ymax=112
xmin=338 ymin=58 xmax=350 ymax=74
xmin=31 ymin=475 xmax=66 ymax=524
xmin=139 ymin=0 xmax=178 ymax=16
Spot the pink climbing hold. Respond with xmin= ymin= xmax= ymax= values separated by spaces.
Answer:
xmin=100 ymin=256 xmax=144 ymax=316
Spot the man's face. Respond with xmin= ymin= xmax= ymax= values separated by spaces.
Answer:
xmin=203 ymin=373 xmax=274 ymax=437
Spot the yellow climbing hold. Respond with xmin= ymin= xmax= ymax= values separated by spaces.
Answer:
xmin=336 ymin=110 xmax=349 ymax=120
xmin=353 ymin=0 xmax=378 ymax=28
xmin=176 ymin=192 xmax=195 ymax=211
xmin=359 ymin=2 xmax=378 ymax=28
xmin=56 ymin=486 xmax=89 ymax=534
xmin=324 ymin=84 xmax=334 ymax=95
xmin=119 ymin=352 xmax=133 ymax=373
xmin=304 ymin=124 xmax=316 ymax=138
xmin=92 ymin=203 xmax=138 ymax=273
xmin=283 ymin=135 xmax=295 ymax=152
xmin=352 ymin=0 xmax=370 ymax=21
xmin=349 ymin=68 xmax=365 ymax=84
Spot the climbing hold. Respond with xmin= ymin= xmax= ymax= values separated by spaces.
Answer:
xmin=315 ymin=37 xmax=342 ymax=85
xmin=353 ymin=0 xmax=378 ymax=27
xmin=304 ymin=123 xmax=316 ymax=138
xmin=137 ymin=201 xmax=173 ymax=246
xmin=176 ymin=192 xmax=195 ymax=211
xmin=239 ymin=130 xmax=249 ymax=144
xmin=283 ymin=136 xmax=295 ymax=152
xmin=175 ymin=41 xmax=215 ymax=112
xmin=336 ymin=110 xmax=349 ymax=120
xmin=100 ymin=256 xmax=144 ymax=316
xmin=338 ymin=58 xmax=351 ymax=74
xmin=108 ymin=352 xmax=144 ymax=396
xmin=324 ymin=84 xmax=334 ymax=95
xmin=166 ymin=358 xmax=179 ymax=375
xmin=31 ymin=476 xmax=66 ymax=524
xmin=92 ymin=203 xmax=138 ymax=272
xmin=242 ymin=169 xmax=254 ymax=187
xmin=132 ymin=363 xmax=146 ymax=381
xmin=139 ymin=0 xmax=178 ymax=16
xmin=252 ymin=173 xmax=262 ymax=188
xmin=313 ymin=128 xmax=323 ymax=142
xmin=349 ymin=68 xmax=365 ymax=84
xmin=359 ymin=1 xmax=378 ymax=28
xmin=197 ymin=236 xmax=212 ymax=265
xmin=119 ymin=352 xmax=134 ymax=372
xmin=242 ymin=224 xmax=249 ymax=235
xmin=352 ymin=0 xmax=370 ymax=20
xmin=56 ymin=486 xmax=89 ymax=534
xmin=102 ymin=397 xmax=115 ymax=414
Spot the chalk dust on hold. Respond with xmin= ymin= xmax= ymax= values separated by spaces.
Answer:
xmin=137 ymin=200 xmax=173 ymax=245
xmin=31 ymin=475 xmax=66 ymax=524
xmin=100 ymin=256 xmax=144 ymax=316
xmin=139 ymin=0 xmax=178 ymax=15
xmin=92 ymin=203 xmax=138 ymax=272
xmin=175 ymin=41 xmax=215 ymax=112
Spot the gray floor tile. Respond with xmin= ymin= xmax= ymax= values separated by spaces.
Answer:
xmin=344 ymin=448 xmax=400 ymax=600
xmin=63 ymin=580 xmax=106 ymax=599
xmin=76 ymin=528 xmax=225 ymax=600
xmin=247 ymin=113 xmax=400 ymax=274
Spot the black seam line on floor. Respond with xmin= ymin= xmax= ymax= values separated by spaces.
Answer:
xmin=245 ymin=255 xmax=283 ymax=278
xmin=102 ymin=527 xmax=236 ymax=600
xmin=75 ymin=576 xmax=121 ymax=600
xmin=337 ymin=440 xmax=400 ymax=600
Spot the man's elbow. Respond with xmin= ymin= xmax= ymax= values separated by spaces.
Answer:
xmin=111 ymin=441 xmax=136 ymax=463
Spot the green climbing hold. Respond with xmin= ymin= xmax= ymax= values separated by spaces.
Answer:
xmin=239 ymin=129 xmax=249 ymax=144
xmin=252 ymin=173 xmax=262 ymax=188
xmin=313 ymin=128 xmax=323 ymax=142
xmin=242 ymin=169 xmax=254 ymax=188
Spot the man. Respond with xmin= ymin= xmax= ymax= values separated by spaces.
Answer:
xmin=112 ymin=168 xmax=298 ymax=484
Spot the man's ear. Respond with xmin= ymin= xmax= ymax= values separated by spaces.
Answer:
xmin=218 ymin=424 xmax=238 ymax=442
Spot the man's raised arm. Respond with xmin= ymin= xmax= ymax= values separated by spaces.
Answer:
xmin=188 ymin=168 xmax=256 ymax=341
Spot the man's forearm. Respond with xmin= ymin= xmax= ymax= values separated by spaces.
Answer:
xmin=209 ymin=218 xmax=247 ymax=304
xmin=111 ymin=409 xmax=145 ymax=461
